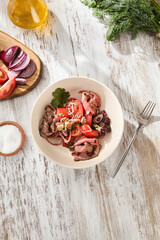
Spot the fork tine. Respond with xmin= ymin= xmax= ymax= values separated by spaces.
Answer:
xmin=146 ymin=102 xmax=156 ymax=119
xmin=140 ymin=101 xmax=151 ymax=116
xmin=140 ymin=101 xmax=156 ymax=119
xmin=141 ymin=101 xmax=153 ymax=118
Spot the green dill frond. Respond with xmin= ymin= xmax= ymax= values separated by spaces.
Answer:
xmin=81 ymin=0 xmax=160 ymax=41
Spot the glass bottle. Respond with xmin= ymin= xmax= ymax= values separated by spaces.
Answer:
xmin=7 ymin=0 xmax=48 ymax=29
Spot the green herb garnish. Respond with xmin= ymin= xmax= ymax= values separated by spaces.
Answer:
xmin=51 ymin=88 xmax=70 ymax=107
xmin=93 ymin=123 xmax=102 ymax=132
xmin=68 ymin=142 xmax=73 ymax=146
xmin=59 ymin=113 xmax=65 ymax=117
xmin=81 ymin=0 xmax=160 ymax=41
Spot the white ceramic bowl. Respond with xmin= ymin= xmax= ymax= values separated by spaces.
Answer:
xmin=31 ymin=76 xmax=124 ymax=168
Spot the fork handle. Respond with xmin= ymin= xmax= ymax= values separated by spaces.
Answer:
xmin=113 ymin=125 xmax=141 ymax=178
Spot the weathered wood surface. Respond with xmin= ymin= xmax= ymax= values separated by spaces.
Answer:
xmin=0 ymin=0 xmax=160 ymax=239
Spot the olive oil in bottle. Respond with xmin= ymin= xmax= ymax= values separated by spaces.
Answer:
xmin=7 ymin=0 xmax=48 ymax=29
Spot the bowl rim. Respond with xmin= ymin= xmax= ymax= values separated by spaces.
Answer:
xmin=0 ymin=121 xmax=25 ymax=156
xmin=31 ymin=76 xmax=124 ymax=168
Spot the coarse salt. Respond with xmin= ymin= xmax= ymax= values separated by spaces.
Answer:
xmin=0 ymin=124 xmax=22 ymax=154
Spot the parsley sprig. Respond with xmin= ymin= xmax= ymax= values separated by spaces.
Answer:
xmin=81 ymin=0 xmax=160 ymax=41
xmin=51 ymin=88 xmax=70 ymax=107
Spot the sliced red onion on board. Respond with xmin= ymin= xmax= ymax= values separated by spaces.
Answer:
xmin=1 ymin=45 xmax=37 ymax=87
xmin=13 ymin=55 xmax=30 ymax=72
xmin=8 ymin=70 xmax=21 ymax=79
xmin=16 ymin=78 xmax=26 ymax=85
xmin=17 ymin=50 xmax=25 ymax=59
xmin=18 ymin=60 xmax=37 ymax=78
xmin=9 ymin=50 xmax=26 ymax=70
xmin=0 ymin=46 xmax=20 ymax=66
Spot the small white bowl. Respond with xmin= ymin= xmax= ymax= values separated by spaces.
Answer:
xmin=31 ymin=76 xmax=124 ymax=168
xmin=0 ymin=121 xmax=25 ymax=156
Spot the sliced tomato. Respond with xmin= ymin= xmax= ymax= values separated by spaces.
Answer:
xmin=57 ymin=108 xmax=69 ymax=119
xmin=67 ymin=98 xmax=84 ymax=119
xmin=81 ymin=124 xmax=98 ymax=137
xmin=0 ymin=67 xmax=8 ymax=83
xmin=85 ymin=112 xmax=92 ymax=126
xmin=71 ymin=124 xmax=82 ymax=137
xmin=0 ymin=77 xmax=16 ymax=98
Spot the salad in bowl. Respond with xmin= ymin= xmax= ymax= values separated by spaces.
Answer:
xmin=39 ymin=88 xmax=112 ymax=161
xmin=31 ymin=77 xmax=124 ymax=168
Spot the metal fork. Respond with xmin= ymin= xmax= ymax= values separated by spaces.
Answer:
xmin=113 ymin=101 xmax=156 ymax=178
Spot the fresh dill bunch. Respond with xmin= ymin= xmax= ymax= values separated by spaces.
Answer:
xmin=81 ymin=0 xmax=160 ymax=41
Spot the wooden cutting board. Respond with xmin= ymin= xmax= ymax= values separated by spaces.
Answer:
xmin=0 ymin=31 xmax=41 ymax=101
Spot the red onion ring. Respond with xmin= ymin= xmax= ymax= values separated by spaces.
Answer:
xmin=59 ymin=131 xmax=71 ymax=143
xmin=16 ymin=78 xmax=26 ymax=85
xmin=13 ymin=55 xmax=30 ymax=72
xmin=9 ymin=50 xmax=26 ymax=70
xmin=0 ymin=46 xmax=20 ymax=66
xmin=18 ymin=60 xmax=37 ymax=78
xmin=8 ymin=70 xmax=21 ymax=79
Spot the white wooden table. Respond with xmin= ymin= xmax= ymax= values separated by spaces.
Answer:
xmin=0 ymin=0 xmax=160 ymax=239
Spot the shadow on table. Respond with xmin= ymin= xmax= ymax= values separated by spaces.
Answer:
xmin=26 ymin=61 xmax=51 ymax=98
xmin=25 ymin=10 xmax=56 ymax=36
xmin=110 ymin=32 xmax=160 ymax=62
xmin=106 ymin=115 xmax=160 ymax=178
xmin=36 ymin=10 xmax=114 ymax=81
